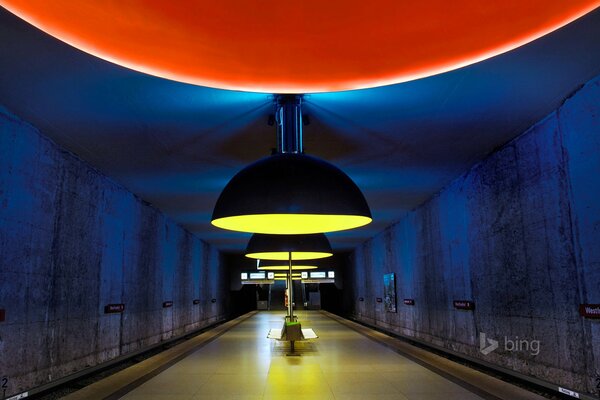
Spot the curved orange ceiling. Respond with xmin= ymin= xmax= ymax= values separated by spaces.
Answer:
xmin=2 ymin=1 xmax=599 ymax=93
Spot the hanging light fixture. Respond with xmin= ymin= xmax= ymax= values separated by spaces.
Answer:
xmin=211 ymin=94 xmax=371 ymax=235
xmin=245 ymin=233 xmax=333 ymax=261
xmin=257 ymin=262 xmax=318 ymax=271
xmin=245 ymin=232 xmax=332 ymax=321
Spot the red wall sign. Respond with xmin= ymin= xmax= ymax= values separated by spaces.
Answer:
xmin=193 ymin=299 xmax=200 ymax=305
xmin=579 ymin=304 xmax=600 ymax=319
xmin=104 ymin=304 xmax=125 ymax=314
xmin=163 ymin=301 xmax=173 ymax=308
xmin=0 ymin=309 xmax=5 ymax=322
xmin=404 ymin=299 xmax=415 ymax=306
xmin=453 ymin=300 xmax=475 ymax=310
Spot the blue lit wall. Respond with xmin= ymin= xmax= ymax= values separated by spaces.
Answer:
xmin=0 ymin=107 xmax=229 ymax=397
xmin=344 ymin=75 xmax=600 ymax=395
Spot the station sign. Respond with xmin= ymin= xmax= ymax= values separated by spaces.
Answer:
xmin=241 ymin=279 xmax=275 ymax=285
xmin=104 ymin=304 xmax=125 ymax=314
xmin=453 ymin=300 xmax=475 ymax=310
xmin=579 ymin=304 xmax=600 ymax=319
xmin=403 ymin=299 xmax=415 ymax=306
xmin=309 ymin=271 xmax=327 ymax=279
xmin=303 ymin=279 xmax=334 ymax=284
xmin=249 ymin=272 xmax=266 ymax=280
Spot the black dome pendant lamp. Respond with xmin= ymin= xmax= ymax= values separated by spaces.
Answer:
xmin=256 ymin=260 xmax=318 ymax=271
xmin=211 ymin=94 xmax=372 ymax=235
xmin=245 ymin=233 xmax=333 ymax=261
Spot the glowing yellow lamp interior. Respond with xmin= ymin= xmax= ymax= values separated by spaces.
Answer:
xmin=212 ymin=214 xmax=372 ymax=234
xmin=257 ymin=265 xmax=318 ymax=271
xmin=246 ymin=251 xmax=332 ymax=260
xmin=274 ymin=273 xmax=301 ymax=278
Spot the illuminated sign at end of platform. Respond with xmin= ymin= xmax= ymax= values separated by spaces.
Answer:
xmin=241 ymin=272 xmax=248 ymax=280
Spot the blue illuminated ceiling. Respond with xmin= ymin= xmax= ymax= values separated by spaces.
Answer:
xmin=1 ymin=7 xmax=599 ymax=252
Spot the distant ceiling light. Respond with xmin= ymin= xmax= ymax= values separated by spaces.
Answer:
xmin=258 ymin=265 xmax=318 ymax=271
xmin=274 ymin=273 xmax=302 ymax=278
xmin=245 ymin=233 xmax=333 ymax=261
xmin=211 ymin=95 xmax=371 ymax=234
xmin=257 ymin=259 xmax=320 ymax=270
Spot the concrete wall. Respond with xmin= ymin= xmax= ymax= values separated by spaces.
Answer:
xmin=344 ymin=76 xmax=600 ymax=396
xmin=0 ymin=107 xmax=230 ymax=397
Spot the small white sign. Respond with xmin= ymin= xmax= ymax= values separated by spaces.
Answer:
xmin=241 ymin=273 xmax=248 ymax=280
xmin=7 ymin=392 xmax=29 ymax=400
xmin=558 ymin=387 xmax=580 ymax=398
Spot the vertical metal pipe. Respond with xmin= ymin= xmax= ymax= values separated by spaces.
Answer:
xmin=288 ymin=251 xmax=294 ymax=320
xmin=276 ymin=94 xmax=303 ymax=154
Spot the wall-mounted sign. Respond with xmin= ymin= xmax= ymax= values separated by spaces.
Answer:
xmin=310 ymin=271 xmax=327 ymax=279
xmin=267 ymin=272 xmax=275 ymax=280
xmin=376 ymin=297 xmax=383 ymax=303
xmin=358 ymin=297 xmax=364 ymax=302
xmin=302 ymin=278 xmax=334 ymax=284
xmin=249 ymin=272 xmax=266 ymax=280
xmin=403 ymin=299 xmax=415 ymax=306
xmin=241 ymin=279 xmax=274 ymax=285
xmin=104 ymin=304 xmax=125 ymax=314
xmin=301 ymin=272 xmax=308 ymax=279
xmin=241 ymin=272 xmax=248 ymax=280
xmin=579 ymin=304 xmax=600 ymax=319
xmin=193 ymin=299 xmax=200 ymax=305
xmin=327 ymin=271 xmax=335 ymax=278
xmin=453 ymin=300 xmax=475 ymax=310
xmin=0 ymin=309 xmax=5 ymax=322
xmin=211 ymin=298 xmax=217 ymax=303
xmin=163 ymin=301 xmax=173 ymax=308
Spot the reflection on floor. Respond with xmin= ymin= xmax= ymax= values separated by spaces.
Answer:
xmin=121 ymin=311 xmax=484 ymax=400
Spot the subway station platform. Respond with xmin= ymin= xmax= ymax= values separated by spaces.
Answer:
xmin=63 ymin=311 xmax=545 ymax=400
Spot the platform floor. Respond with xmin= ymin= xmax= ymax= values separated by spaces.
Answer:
xmin=119 ymin=311 xmax=485 ymax=400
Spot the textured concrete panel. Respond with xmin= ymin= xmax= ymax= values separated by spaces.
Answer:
xmin=0 ymin=107 xmax=230 ymax=397
xmin=344 ymin=75 xmax=600 ymax=396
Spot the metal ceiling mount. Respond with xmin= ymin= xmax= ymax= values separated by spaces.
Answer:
xmin=276 ymin=94 xmax=303 ymax=154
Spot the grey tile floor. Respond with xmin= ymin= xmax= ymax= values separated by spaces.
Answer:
xmin=120 ymin=311 xmax=483 ymax=400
